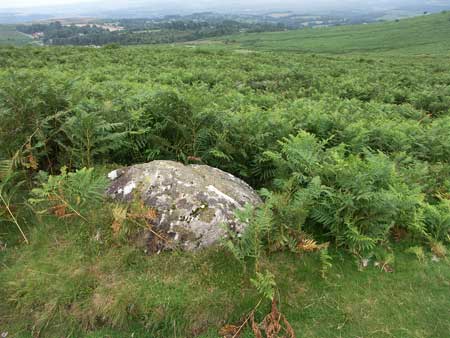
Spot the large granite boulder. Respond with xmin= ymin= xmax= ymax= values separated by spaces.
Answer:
xmin=106 ymin=161 xmax=261 ymax=252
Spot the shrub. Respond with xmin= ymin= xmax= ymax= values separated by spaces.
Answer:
xmin=62 ymin=105 xmax=126 ymax=168
xmin=264 ymin=131 xmax=427 ymax=253
xmin=0 ymin=71 xmax=72 ymax=169
xmin=29 ymin=167 xmax=107 ymax=222
xmin=423 ymin=201 xmax=450 ymax=242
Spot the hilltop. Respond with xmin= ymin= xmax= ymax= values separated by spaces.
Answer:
xmin=2 ymin=11 xmax=450 ymax=51
xmin=0 ymin=12 xmax=379 ymax=47
xmin=215 ymin=11 xmax=450 ymax=54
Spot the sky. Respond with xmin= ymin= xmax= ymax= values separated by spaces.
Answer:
xmin=1 ymin=0 xmax=449 ymax=11
xmin=0 ymin=0 xmax=96 ymax=8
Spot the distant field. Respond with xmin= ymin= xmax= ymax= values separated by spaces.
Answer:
xmin=0 ymin=25 xmax=32 ymax=45
xmin=215 ymin=11 xmax=450 ymax=54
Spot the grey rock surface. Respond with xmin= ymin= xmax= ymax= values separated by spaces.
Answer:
xmin=106 ymin=161 xmax=261 ymax=252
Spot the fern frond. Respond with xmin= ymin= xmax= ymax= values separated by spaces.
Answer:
xmin=0 ymin=159 xmax=13 ymax=181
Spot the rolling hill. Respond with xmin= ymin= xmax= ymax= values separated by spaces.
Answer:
xmin=216 ymin=11 xmax=450 ymax=54
xmin=0 ymin=25 xmax=32 ymax=45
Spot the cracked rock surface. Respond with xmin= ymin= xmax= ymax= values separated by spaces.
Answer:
xmin=106 ymin=160 xmax=262 ymax=251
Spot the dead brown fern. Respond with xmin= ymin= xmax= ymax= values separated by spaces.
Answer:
xmin=391 ymin=226 xmax=408 ymax=242
xmin=254 ymin=299 xmax=295 ymax=338
xmin=296 ymin=234 xmax=328 ymax=253
xmin=221 ymin=299 xmax=295 ymax=338
xmin=111 ymin=204 xmax=128 ymax=235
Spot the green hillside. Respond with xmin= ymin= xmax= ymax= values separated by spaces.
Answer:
xmin=0 ymin=25 xmax=32 ymax=45
xmin=216 ymin=11 xmax=450 ymax=54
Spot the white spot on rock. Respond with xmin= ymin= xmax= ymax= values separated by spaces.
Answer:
xmin=123 ymin=181 xmax=136 ymax=195
xmin=207 ymin=185 xmax=240 ymax=207
xmin=108 ymin=170 xmax=118 ymax=180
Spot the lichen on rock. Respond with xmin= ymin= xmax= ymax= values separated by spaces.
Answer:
xmin=106 ymin=160 xmax=262 ymax=252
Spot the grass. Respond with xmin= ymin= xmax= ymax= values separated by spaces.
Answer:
xmin=0 ymin=25 xmax=32 ymax=46
xmin=1 ymin=212 xmax=449 ymax=337
xmin=213 ymin=11 xmax=450 ymax=55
